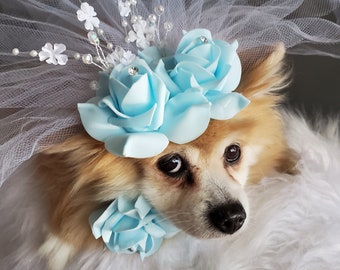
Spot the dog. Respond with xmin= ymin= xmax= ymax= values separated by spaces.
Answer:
xmin=32 ymin=44 xmax=298 ymax=269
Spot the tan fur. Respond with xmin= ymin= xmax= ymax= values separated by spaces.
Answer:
xmin=37 ymin=45 xmax=298 ymax=265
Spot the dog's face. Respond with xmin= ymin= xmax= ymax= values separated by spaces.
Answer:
xmin=38 ymin=45 xmax=297 ymax=252
xmin=143 ymin=120 xmax=258 ymax=238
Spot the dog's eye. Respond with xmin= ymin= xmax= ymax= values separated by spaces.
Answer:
xmin=157 ymin=154 xmax=187 ymax=177
xmin=224 ymin=144 xmax=241 ymax=165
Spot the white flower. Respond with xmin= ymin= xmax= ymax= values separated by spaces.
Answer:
xmin=120 ymin=50 xmax=136 ymax=65
xmin=118 ymin=0 xmax=131 ymax=17
xmin=106 ymin=47 xmax=136 ymax=66
xmin=38 ymin=43 xmax=68 ymax=65
xmin=128 ymin=20 xmax=155 ymax=49
xmin=76 ymin=2 xmax=100 ymax=31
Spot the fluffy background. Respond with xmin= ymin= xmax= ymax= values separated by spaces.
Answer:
xmin=0 ymin=111 xmax=339 ymax=270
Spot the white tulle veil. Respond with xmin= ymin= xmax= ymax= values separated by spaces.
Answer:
xmin=1 ymin=0 xmax=339 ymax=186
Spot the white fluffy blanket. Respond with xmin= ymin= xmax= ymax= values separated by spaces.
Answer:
xmin=1 ymin=112 xmax=340 ymax=270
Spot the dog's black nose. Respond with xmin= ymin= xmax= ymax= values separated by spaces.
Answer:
xmin=208 ymin=202 xmax=246 ymax=234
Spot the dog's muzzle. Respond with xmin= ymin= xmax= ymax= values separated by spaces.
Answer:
xmin=208 ymin=201 xmax=246 ymax=234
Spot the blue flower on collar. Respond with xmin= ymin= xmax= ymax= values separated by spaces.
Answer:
xmin=90 ymin=195 xmax=180 ymax=259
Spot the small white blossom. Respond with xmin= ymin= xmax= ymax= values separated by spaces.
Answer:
xmin=106 ymin=47 xmax=136 ymax=66
xmin=118 ymin=0 xmax=131 ymax=17
xmin=120 ymin=50 xmax=136 ymax=65
xmin=76 ymin=2 xmax=100 ymax=31
xmin=128 ymin=20 xmax=155 ymax=49
xmin=39 ymin=43 xmax=68 ymax=65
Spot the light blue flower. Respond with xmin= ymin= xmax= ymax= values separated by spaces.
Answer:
xmin=174 ymin=29 xmax=249 ymax=120
xmin=78 ymin=28 xmax=250 ymax=158
xmin=90 ymin=195 xmax=179 ymax=259
xmin=78 ymin=58 xmax=170 ymax=158
xmin=141 ymin=28 xmax=250 ymax=120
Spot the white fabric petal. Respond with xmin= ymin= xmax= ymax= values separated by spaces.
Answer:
xmin=55 ymin=54 xmax=68 ymax=65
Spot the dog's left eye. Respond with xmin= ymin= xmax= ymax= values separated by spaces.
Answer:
xmin=157 ymin=154 xmax=187 ymax=177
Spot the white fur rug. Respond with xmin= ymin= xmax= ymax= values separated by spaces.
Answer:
xmin=1 ymin=112 xmax=340 ymax=270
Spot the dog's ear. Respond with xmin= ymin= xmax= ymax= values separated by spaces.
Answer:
xmin=37 ymin=134 xmax=142 ymax=249
xmin=237 ymin=43 xmax=290 ymax=101
xmin=234 ymin=44 xmax=299 ymax=180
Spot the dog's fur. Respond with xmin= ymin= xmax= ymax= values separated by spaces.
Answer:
xmin=32 ymin=44 xmax=300 ymax=269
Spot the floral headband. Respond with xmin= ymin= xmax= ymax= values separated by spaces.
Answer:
xmin=12 ymin=1 xmax=249 ymax=258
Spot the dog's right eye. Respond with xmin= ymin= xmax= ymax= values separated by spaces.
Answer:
xmin=157 ymin=154 xmax=187 ymax=177
xmin=224 ymin=144 xmax=241 ymax=165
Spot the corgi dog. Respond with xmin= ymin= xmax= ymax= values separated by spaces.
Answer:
xmin=37 ymin=44 xmax=297 ymax=269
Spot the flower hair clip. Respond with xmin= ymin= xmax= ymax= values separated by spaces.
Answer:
xmin=77 ymin=27 xmax=249 ymax=158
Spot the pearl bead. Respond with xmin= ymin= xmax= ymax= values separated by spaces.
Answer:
xmin=148 ymin=14 xmax=157 ymax=24
xmin=97 ymin=28 xmax=104 ymax=36
xmin=128 ymin=66 xmax=139 ymax=75
xmin=131 ymin=15 xmax=138 ymax=23
xmin=94 ymin=56 xmax=101 ymax=63
xmin=121 ymin=19 xmax=128 ymax=27
xmin=90 ymin=80 xmax=99 ymax=90
xmin=154 ymin=5 xmax=164 ymax=16
xmin=29 ymin=50 xmax=38 ymax=57
xmin=107 ymin=42 xmax=114 ymax=50
xmin=73 ymin=53 xmax=81 ymax=60
xmin=82 ymin=54 xmax=93 ymax=64
xmin=125 ymin=36 xmax=131 ymax=43
xmin=137 ymin=15 xmax=143 ymax=21
xmin=12 ymin=48 xmax=20 ymax=55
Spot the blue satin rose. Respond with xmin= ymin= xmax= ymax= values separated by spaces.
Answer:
xmin=141 ymin=28 xmax=250 ymax=121
xmin=78 ymin=58 xmax=170 ymax=158
xmin=90 ymin=195 xmax=179 ymax=259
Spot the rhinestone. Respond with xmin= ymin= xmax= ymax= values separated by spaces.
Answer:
xmin=121 ymin=19 xmax=128 ymax=27
xmin=97 ymin=28 xmax=104 ymax=36
xmin=148 ymin=14 xmax=157 ymax=24
xmin=200 ymin=36 xmax=208 ymax=43
xmin=12 ymin=48 xmax=20 ymax=55
xmin=164 ymin=22 xmax=173 ymax=31
xmin=154 ymin=5 xmax=164 ymax=16
xmin=29 ymin=50 xmax=38 ymax=57
xmin=88 ymin=31 xmax=100 ymax=45
xmin=82 ymin=54 xmax=93 ymax=64
xmin=73 ymin=52 xmax=81 ymax=60
xmin=90 ymin=80 xmax=99 ymax=90
xmin=128 ymin=66 xmax=139 ymax=75
xmin=125 ymin=36 xmax=131 ymax=43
